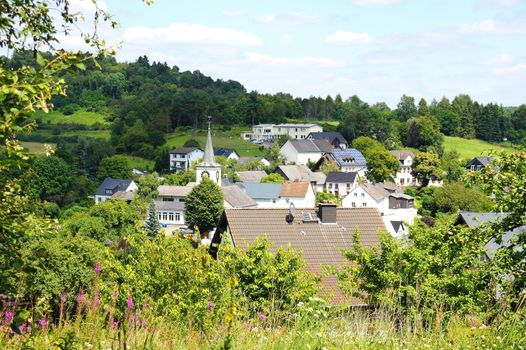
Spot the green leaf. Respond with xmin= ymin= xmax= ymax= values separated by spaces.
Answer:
xmin=75 ymin=62 xmax=87 ymax=71
xmin=36 ymin=52 xmax=46 ymax=67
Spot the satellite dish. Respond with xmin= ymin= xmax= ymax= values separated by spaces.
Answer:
xmin=289 ymin=202 xmax=296 ymax=217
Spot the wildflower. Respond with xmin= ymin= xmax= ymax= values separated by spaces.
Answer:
xmin=60 ymin=291 xmax=67 ymax=303
xmin=112 ymin=291 xmax=119 ymax=299
xmin=110 ymin=318 xmax=118 ymax=330
xmin=38 ymin=319 xmax=47 ymax=330
xmin=207 ymin=301 xmax=214 ymax=311
xmin=127 ymin=296 xmax=134 ymax=309
xmin=94 ymin=263 xmax=102 ymax=276
xmin=77 ymin=291 xmax=85 ymax=305
xmin=4 ymin=309 xmax=14 ymax=324
xmin=93 ymin=291 xmax=100 ymax=308
xmin=142 ymin=302 xmax=149 ymax=309
xmin=258 ymin=311 xmax=266 ymax=321
xmin=1 ymin=293 xmax=7 ymax=302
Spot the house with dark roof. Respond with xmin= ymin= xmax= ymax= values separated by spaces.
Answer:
xmin=210 ymin=203 xmax=388 ymax=304
xmin=279 ymin=139 xmax=333 ymax=165
xmin=466 ymin=157 xmax=493 ymax=172
xmin=95 ymin=177 xmax=137 ymax=204
xmin=214 ymin=148 xmax=240 ymax=161
xmin=169 ymin=147 xmax=204 ymax=172
xmin=314 ymin=149 xmax=367 ymax=176
xmin=342 ymin=182 xmax=417 ymax=237
xmin=389 ymin=150 xmax=415 ymax=186
xmin=275 ymin=165 xmax=326 ymax=192
xmin=307 ymin=132 xmax=348 ymax=149
xmin=325 ymin=172 xmax=358 ymax=198
xmin=455 ymin=212 xmax=524 ymax=260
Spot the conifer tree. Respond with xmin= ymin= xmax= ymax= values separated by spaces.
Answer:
xmin=144 ymin=201 xmax=161 ymax=239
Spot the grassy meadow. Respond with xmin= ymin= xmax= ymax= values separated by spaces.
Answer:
xmin=443 ymin=136 xmax=512 ymax=160
xmin=33 ymin=109 xmax=110 ymax=126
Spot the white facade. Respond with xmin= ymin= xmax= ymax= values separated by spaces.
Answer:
xmin=169 ymin=149 xmax=204 ymax=172
xmin=95 ymin=181 xmax=138 ymax=204
xmin=280 ymin=141 xmax=324 ymax=165
xmin=393 ymin=154 xmax=414 ymax=186
xmin=326 ymin=180 xmax=358 ymax=199
xmin=249 ymin=124 xmax=323 ymax=141
xmin=278 ymin=185 xmax=316 ymax=209
xmin=342 ymin=186 xmax=382 ymax=210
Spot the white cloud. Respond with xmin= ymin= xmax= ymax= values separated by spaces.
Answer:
xmin=494 ymin=63 xmax=526 ymax=76
xmin=476 ymin=0 xmax=519 ymax=7
xmin=254 ymin=13 xmax=330 ymax=25
xmin=459 ymin=19 xmax=526 ymax=34
xmin=243 ymin=52 xmax=345 ymax=68
xmin=326 ymin=30 xmax=371 ymax=45
xmin=123 ymin=23 xmax=262 ymax=47
xmin=480 ymin=53 xmax=514 ymax=65
xmin=353 ymin=0 xmax=402 ymax=5
xmin=221 ymin=10 xmax=244 ymax=17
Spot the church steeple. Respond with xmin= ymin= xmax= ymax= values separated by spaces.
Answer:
xmin=196 ymin=116 xmax=222 ymax=186
xmin=202 ymin=116 xmax=219 ymax=166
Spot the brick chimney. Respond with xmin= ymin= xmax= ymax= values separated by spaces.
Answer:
xmin=318 ymin=203 xmax=337 ymax=223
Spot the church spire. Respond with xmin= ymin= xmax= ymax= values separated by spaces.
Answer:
xmin=202 ymin=116 xmax=218 ymax=166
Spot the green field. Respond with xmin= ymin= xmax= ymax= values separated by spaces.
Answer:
xmin=28 ymin=129 xmax=111 ymax=141
xmin=166 ymin=128 xmax=266 ymax=157
xmin=120 ymin=155 xmax=155 ymax=171
xmin=20 ymin=141 xmax=56 ymax=155
xmin=33 ymin=109 xmax=110 ymax=126
xmin=443 ymin=136 xmax=513 ymax=160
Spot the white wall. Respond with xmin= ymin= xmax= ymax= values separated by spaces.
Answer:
xmin=325 ymin=181 xmax=357 ymax=198
xmin=280 ymin=141 xmax=324 ymax=165
xmin=157 ymin=210 xmax=185 ymax=225
xmin=342 ymin=186 xmax=381 ymax=209
xmin=170 ymin=149 xmax=204 ymax=172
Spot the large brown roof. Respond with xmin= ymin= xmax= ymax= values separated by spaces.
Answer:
xmin=279 ymin=180 xmax=310 ymax=197
xmin=214 ymin=207 xmax=386 ymax=304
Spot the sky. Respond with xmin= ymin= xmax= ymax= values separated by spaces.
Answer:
xmin=61 ymin=0 xmax=526 ymax=107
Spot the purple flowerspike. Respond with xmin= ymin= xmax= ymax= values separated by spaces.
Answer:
xmin=77 ymin=291 xmax=84 ymax=305
xmin=1 ymin=293 xmax=7 ymax=301
xmin=207 ymin=301 xmax=214 ymax=311
xmin=94 ymin=263 xmax=102 ymax=275
xmin=110 ymin=318 xmax=118 ymax=330
xmin=127 ymin=296 xmax=134 ymax=309
xmin=26 ymin=325 xmax=32 ymax=333
xmin=38 ymin=319 xmax=47 ymax=330
xmin=4 ymin=309 xmax=14 ymax=324
xmin=60 ymin=291 xmax=66 ymax=303
xmin=258 ymin=311 xmax=266 ymax=321
xmin=93 ymin=291 xmax=100 ymax=308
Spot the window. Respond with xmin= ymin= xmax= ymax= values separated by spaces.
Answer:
xmin=328 ymin=183 xmax=332 ymax=189
xmin=157 ymin=212 xmax=162 ymax=220
xmin=362 ymin=202 xmax=367 ymax=207
xmin=335 ymin=184 xmax=339 ymax=189
xmin=295 ymin=128 xmax=298 ymax=132
xmin=181 ymin=155 xmax=185 ymax=158
xmin=347 ymin=183 xmax=351 ymax=188
xmin=354 ymin=193 xmax=358 ymax=197
xmin=105 ymin=189 xmax=112 ymax=194
xmin=168 ymin=212 xmax=174 ymax=221
xmin=175 ymin=212 xmax=180 ymax=221
xmin=470 ymin=165 xmax=475 ymax=171
xmin=352 ymin=202 xmax=356 ymax=207
xmin=162 ymin=212 xmax=167 ymax=221
xmin=361 ymin=193 xmax=365 ymax=197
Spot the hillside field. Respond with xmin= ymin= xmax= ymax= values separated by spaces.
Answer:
xmin=33 ymin=109 xmax=110 ymax=126
xmin=443 ymin=136 xmax=512 ymax=160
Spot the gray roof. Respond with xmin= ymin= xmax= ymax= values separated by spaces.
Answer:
xmin=222 ymin=185 xmax=257 ymax=208
xmin=202 ymin=127 xmax=219 ymax=166
xmin=154 ymin=200 xmax=185 ymax=211
xmin=238 ymin=182 xmax=282 ymax=200
xmin=214 ymin=148 xmax=239 ymax=158
xmin=331 ymin=149 xmax=367 ymax=167
xmin=96 ymin=178 xmax=134 ymax=196
xmin=237 ymin=156 xmax=268 ymax=166
xmin=359 ymin=182 xmax=400 ymax=201
xmin=466 ymin=157 xmax=493 ymax=167
xmin=455 ymin=212 xmax=524 ymax=259
xmin=391 ymin=221 xmax=404 ymax=232
xmin=236 ymin=171 xmax=267 ymax=183
xmin=289 ymin=139 xmax=333 ymax=153
xmin=326 ymin=172 xmax=357 ymax=183
xmin=157 ymin=185 xmax=194 ymax=197
xmin=169 ymin=147 xmax=202 ymax=155
xmin=389 ymin=193 xmax=414 ymax=200
xmin=389 ymin=150 xmax=415 ymax=161
xmin=111 ymin=191 xmax=135 ymax=201
xmin=308 ymin=132 xmax=348 ymax=145
xmin=277 ymin=165 xmax=326 ymax=184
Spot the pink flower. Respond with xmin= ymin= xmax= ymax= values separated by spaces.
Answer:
xmin=110 ymin=318 xmax=118 ymax=330
xmin=94 ymin=263 xmax=102 ymax=275
xmin=127 ymin=296 xmax=134 ymax=309
xmin=93 ymin=291 xmax=100 ymax=308
xmin=4 ymin=309 xmax=14 ymax=324
xmin=60 ymin=291 xmax=66 ymax=303
xmin=38 ymin=319 xmax=47 ymax=330
xmin=207 ymin=301 xmax=214 ymax=311
xmin=77 ymin=291 xmax=84 ymax=305
xmin=258 ymin=311 xmax=266 ymax=321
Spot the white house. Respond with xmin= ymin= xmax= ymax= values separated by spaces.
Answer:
xmin=325 ymin=172 xmax=358 ymax=198
xmin=279 ymin=139 xmax=333 ymax=165
xmin=275 ymin=165 xmax=326 ymax=193
xmin=242 ymin=123 xmax=323 ymax=141
xmin=95 ymin=178 xmax=137 ymax=204
xmin=389 ymin=150 xmax=415 ymax=187
xmin=214 ymin=148 xmax=240 ymax=161
xmin=278 ymin=180 xmax=316 ymax=208
xmin=237 ymin=183 xmax=282 ymax=208
xmin=154 ymin=184 xmax=195 ymax=233
xmin=315 ymin=149 xmax=367 ymax=176
xmin=342 ymin=182 xmax=417 ymax=237
xmin=169 ymin=147 xmax=203 ymax=172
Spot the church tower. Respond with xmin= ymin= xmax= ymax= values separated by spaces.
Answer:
xmin=196 ymin=116 xmax=222 ymax=186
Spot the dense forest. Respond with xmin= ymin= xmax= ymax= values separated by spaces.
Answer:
xmin=6 ymin=51 xmax=526 ymax=163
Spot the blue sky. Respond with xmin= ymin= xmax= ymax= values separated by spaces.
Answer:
xmin=70 ymin=0 xmax=526 ymax=107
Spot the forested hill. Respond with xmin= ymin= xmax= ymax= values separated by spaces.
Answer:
xmin=6 ymin=51 xmax=526 ymax=157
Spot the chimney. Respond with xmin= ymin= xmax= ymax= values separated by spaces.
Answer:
xmin=318 ymin=203 xmax=337 ymax=224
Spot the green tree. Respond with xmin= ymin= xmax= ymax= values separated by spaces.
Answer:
xmin=417 ymin=98 xmax=429 ymax=116
xmin=97 ymin=154 xmax=133 ymax=181
xmin=441 ymin=151 xmax=464 ymax=182
xmin=412 ymin=152 xmax=443 ymax=187
xmin=404 ymin=115 xmax=444 ymax=155
xmin=319 ymin=160 xmax=340 ymax=174
xmin=29 ymin=155 xmax=74 ymax=204
xmin=352 ymin=136 xmax=399 ymax=183
xmin=144 ymin=201 xmax=161 ymax=239
xmin=185 ymin=178 xmax=224 ymax=232
xmin=316 ymin=191 xmax=339 ymax=206
xmin=261 ymin=173 xmax=285 ymax=184
xmin=183 ymin=138 xmax=200 ymax=148
xmin=396 ymin=94 xmax=418 ymax=122
xmin=451 ymin=94 xmax=475 ymax=139
xmin=136 ymin=172 xmax=160 ymax=202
